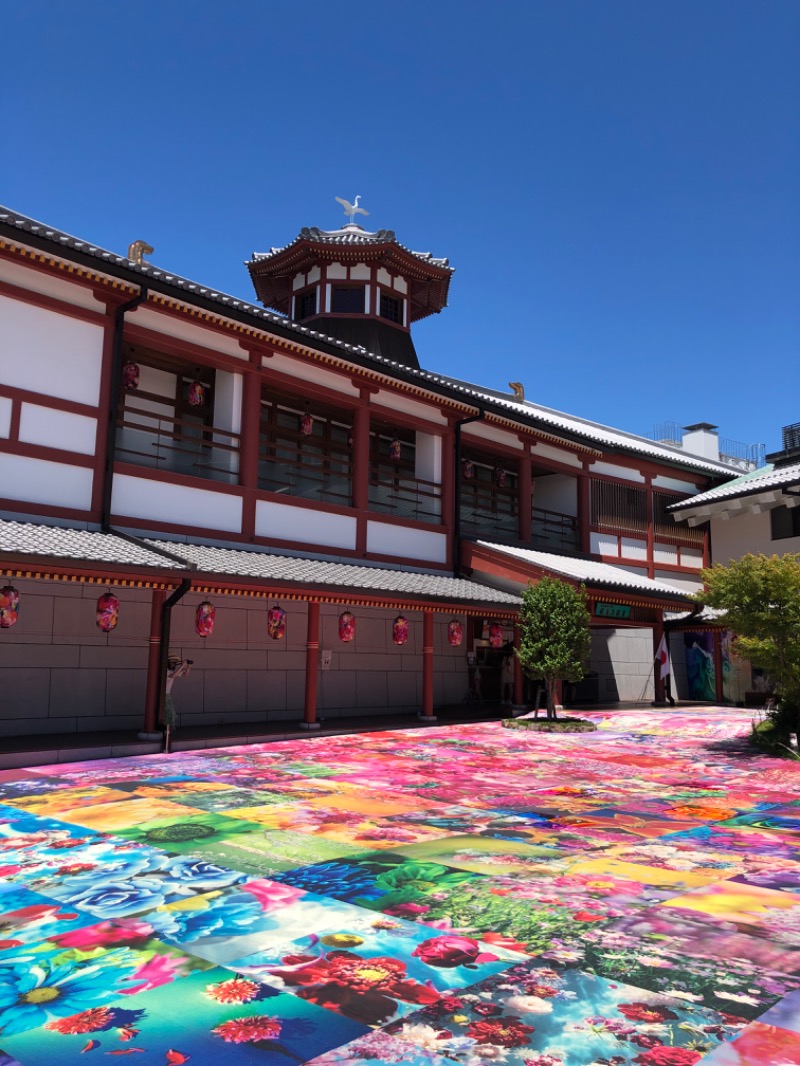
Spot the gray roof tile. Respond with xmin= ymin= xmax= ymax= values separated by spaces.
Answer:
xmin=668 ymin=461 xmax=800 ymax=512
xmin=0 ymin=522 xmax=179 ymax=569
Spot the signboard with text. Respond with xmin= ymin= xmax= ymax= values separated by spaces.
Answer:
xmin=594 ymin=602 xmax=632 ymax=620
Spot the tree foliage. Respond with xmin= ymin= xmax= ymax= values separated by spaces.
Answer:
xmin=700 ymin=553 xmax=800 ymax=714
xmin=517 ymin=577 xmax=591 ymax=719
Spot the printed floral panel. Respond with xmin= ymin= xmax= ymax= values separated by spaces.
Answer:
xmin=0 ymin=886 xmax=97 ymax=955
xmin=697 ymin=1021 xmax=800 ymax=1065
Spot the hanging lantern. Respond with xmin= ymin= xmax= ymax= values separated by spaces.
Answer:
xmin=488 ymin=622 xmax=504 ymax=649
xmin=187 ymin=380 xmax=206 ymax=407
xmin=0 ymin=586 xmax=20 ymax=630
xmin=267 ymin=605 xmax=286 ymax=641
xmin=463 ymin=459 xmax=475 ymax=480
xmin=347 ymin=430 xmax=354 ymax=449
xmin=96 ymin=591 xmax=120 ymax=633
xmin=494 ymin=466 xmax=507 ymax=488
xmin=122 ymin=361 xmax=140 ymax=391
xmin=300 ymin=406 xmax=314 ymax=437
xmin=447 ymin=618 xmax=463 ymax=647
xmin=389 ymin=435 xmax=402 ymax=462
xmin=195 ymin=600 xmax=216 ymax=638
xmin=338 ymin=610 xmax=356 ymax=643
xmin=392 ymin=615 xmax=409 ymax=646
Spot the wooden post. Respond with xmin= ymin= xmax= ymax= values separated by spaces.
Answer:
xmin=578 ymin=471 xmax=591 ymax=553
xmin=140 ymin=588 xmax=166 ymax=739
xmin=419 ymin=610 xmax=437 ymax=720
xmin=518 ymin=450 xmax=532 ymax=543
xmin=301 ymin=601 xmax=321 ymax=730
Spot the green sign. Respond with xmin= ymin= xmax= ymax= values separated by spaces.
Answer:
xmin=595 ymin=602 xmax=631 ymax=620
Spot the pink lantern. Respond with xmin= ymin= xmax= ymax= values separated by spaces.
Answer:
xmin=463 ymin=459 xmax=474 ymax=480
xmin=0 ymin=585 xmax=20 ymax=629
xmin=488 ymin=622 xmax=504 ymax=648
xmin=392 ymin=615 xmax=409 ymax=646
xmin=96 ymin=591 xmax=120 ymax=633
xmin=195 ymin=600 xmax=216 ymax=638
xmin=389 ymin=437 xmax=402 ymax=462
xmin=338 ymin=610 xmax=356 ymax=643
xmin=187 ymin=381 xmax=206 ymax=407
xmin=494 ymin=466 xmax=507 ymax=488
xmin=122 ymin=361 xmax=140 ymax=391
xmin=447 ymin=619 xmax=463 ymax=647
xmin=300 ymin=409 xmax=313 ymax=436
xmin=267 ymin=605 xmax=286 ymax=640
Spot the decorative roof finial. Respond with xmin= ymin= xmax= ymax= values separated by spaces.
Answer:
xmin=334 ymin=195 xmax=369 ymax=225
xmin=127 ymin=240 xmax=154 ymax=266
xmin=509 ymin=381 xmax=525 ymax=402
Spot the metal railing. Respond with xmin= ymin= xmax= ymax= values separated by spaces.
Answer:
xmin=459 ymin=481 xmax=519 ymax=540
xmin=532 ymin=507 xmax=579 ymax=552
xmin=258 ymin=437 xmax=352 ymax=506
xmin=368 ymin=466 xmax=442 ymax=523
xmin=116 ymin=408 xmax=240 ymax=485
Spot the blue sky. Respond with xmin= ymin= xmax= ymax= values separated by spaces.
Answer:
xmin=2 ymin=1 xmax=798 ymax=453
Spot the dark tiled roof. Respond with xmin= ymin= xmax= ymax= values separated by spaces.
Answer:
xmin=668 ymin=461 xmax=800 ymax=513
xmin=250 ymin=225 xmax=451 ymax=270
xmin=0 ymin=522 xmax=180 ymax=569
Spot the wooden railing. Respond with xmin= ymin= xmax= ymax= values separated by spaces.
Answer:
xmin=460 ymin=480 xmax=519 ymax=540
xmin=258 ymin=437 xmax=352 ymax=506
xmin=532 ymin=507 xmax=579 ymax=551
xmin=116 ymin=408 xmax=240 ymax=485
xmin=368 ymin=465 xmax=442 ymax=523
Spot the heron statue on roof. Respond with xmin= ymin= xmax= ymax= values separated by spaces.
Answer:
xmin=335 ymin=195 xmax=369 ymax=225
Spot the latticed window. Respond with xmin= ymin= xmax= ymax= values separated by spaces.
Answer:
xmin=590 ymin=480 xmax=648 ymax=535
xmin=460 ymin=454 xmax=519 ymax=540
xmin=380 ymin=292 xmax=402 ymax=323
xmin=652 ymin=491 xmax=705 ymax=546
xmin=295 ymin=289 xmax=317 ymax=320
xmin=368 ymin=423 xmax=441 ymax=523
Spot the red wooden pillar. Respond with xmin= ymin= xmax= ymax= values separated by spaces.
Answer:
xmin=299 ymin=601 xmax=322 ymax=730
xmin=240 ymin=363 xmax=262 ymax=539
xmin=441 ymin=425 xmax=455 ymax=549
xmin=513 ymin=620 xmax=524 ymax=707
xmin=419 ymin=610 xmax=437 ymax=721
xmin=578 ymin=471 xmax=591 ymax=553
xmin=518 ymin=450 xmax=532 ymax=543
xmin=652 ymin=619 xmax=667 ymax=705
xmin=713 ymin=630 xmax=725 ymax=704
xmin=141 ymin=588 xmax=166 ymax=738
xmin=645 ymin=481 xmax=655 ymax=578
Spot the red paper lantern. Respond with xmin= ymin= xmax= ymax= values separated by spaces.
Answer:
xmin=488 ymin=622 xmax=504 ymax=648
xmin=188 ymin=381 xmax=206 ymax=407
xmin=463 ymin=459 xmax=474 ymax=480
xmin=122 ymin=362 xmax=140 ymax=391
xmin=0 ymin=586 xmax=20 ymax=629
xmin=300 ymin=409 xmax=313 ymax=437
xmin=389 ymin=437 xmax=402 ymax=462
xmin=338 ymin=610 xmax=356 ymax=643
xmin=494 ymin=466 xmax=507 ymax=488
xmin=447 ymin=619 xmax=463 ymax=647
xmin=195 ymin=600 xmax=216 ymax=638
xmin=96 ymin=591 xmax=120 ymax=633
xmin=392 ymin=615 xmax=409 ymax=646
xmin=267 ymin=605 xmax=286 ymax=640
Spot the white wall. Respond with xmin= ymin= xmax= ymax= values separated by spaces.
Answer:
xmin=255 ymin=500 xmax=357 ymax=550
xmin=589 ymin=627 xmax=654 ymax=702
xmin=710 ymin=510 xmax=800 ymax=563
xmin=0 ymin=453 xmax=94 ymax=510
xmin=111 ymin=474 xmax=243 ymax=533
xmin=366 ymin=521 xmax=448 ymax=563
xmin=534 ymin=473 xmax=577 ymax=516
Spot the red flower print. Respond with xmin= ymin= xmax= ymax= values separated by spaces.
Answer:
xmin=466 ymin=1016 xmax=535 ymax=1048
xmin=212 ymin=1015 xmax=282 ymax=1044
xmin=44 ymin=1007 xmax=114 ymax=1034
xmin=618 ymin=1003 xmax=679 ymax=1023
xmin=206 ymin=977 xmax=260 ymax=1004
xmin=634 ymin=1048 xmax=703 ymax=1066
xmin=412 ymin=934 xmax=498 ymax=967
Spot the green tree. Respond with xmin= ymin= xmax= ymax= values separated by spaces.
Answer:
xmin=517 ymin=577 xmax=591 ymax=719
xmin=700 ymin=553 xmax=800 ymax=728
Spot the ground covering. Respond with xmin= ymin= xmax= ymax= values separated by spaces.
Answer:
xmin=0 ymin=709 xmax=797 ymax=1064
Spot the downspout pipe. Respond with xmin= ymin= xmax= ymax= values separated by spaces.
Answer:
xmin=101 ymin=286 xmax=148 ymax=530
xmin=453 ymin=408 xmax=486 ymax=576
xmin=157 ymin=577 xmax=192 ymax=731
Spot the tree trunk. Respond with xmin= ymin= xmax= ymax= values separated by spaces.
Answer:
xmin=546 ymin=677 xmax=558 ymax=720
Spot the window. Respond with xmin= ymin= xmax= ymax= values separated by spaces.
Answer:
xmin=295 ymin=289 xmax=317 ymax=320
xmin=771 ymin=505 xmax=800 ymax=541
xmin=380 ymin=292 xmax=402 ymax=323
xmin=332 ymin=286 xmax=365 ymax=313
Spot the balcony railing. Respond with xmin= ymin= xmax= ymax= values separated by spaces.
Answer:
xmin=460 ymin=481 xmax=519 ymax=541
xmin=258 ymin=437 xmax=352 ymax=506
xmin=116 ymin=408 xmax=240 ymax=485
xmin=368 ymin=466 xmax=442 ymax=523
xmin=532 ymin=507 xmax=579 ymax=552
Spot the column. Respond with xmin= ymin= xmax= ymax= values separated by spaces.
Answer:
xmin=140 ymin=588 xmax=166 ymax=739
xmin=240 ymin=365 xmax=262 ymax=538
xmin=441 ymin=424 xmax=455 ymax=533
xmin=645 ymin=481 xmax=655 ymax=578
xmin=652 ymin=619 xmax=667 ymax=705
xmin=578 ymin=471 xmax=591 ymax=553
xmin=419 ymin=610 xmax=437 ymax=720
xmin=301 ymin=601 xmax=321 ymax=730
xmin=518 ymin=450 xmax=532 ymax=543
xmin=512 ymin=621 xmax=524 ymax=708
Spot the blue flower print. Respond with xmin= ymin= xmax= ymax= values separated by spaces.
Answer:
xmin=163 ymin=857 xmax=247 ymax=891
xmin=0 ymin=957 xmax=128 ymax=1036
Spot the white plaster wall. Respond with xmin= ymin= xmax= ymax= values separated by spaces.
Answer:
xmin=0 ymin=295 xmax=104 ymax=406
xmin=327 ymin=263 xmax=347 ymax=280
xmin=377 ymin=268 xmax=391 ymax=287
xmin=415 ymin=432 xmax=443 ymax=484
xmin=19 ymin=404 xmax=97 ymax=455
xmin=652 ymin=475 xmax=700 ymax=493
xmin=590 ymin=627 xmax=654 ymax=702
xmin=653 ymin=542 xmax=679 ymax=565
xmin=255 ymin=500 xmax=357 ymax=550
xmin=534 ymin=473 xmax=577 ymax=516
xmin=0 ymin=257 xmax=105 ymax=312
xmin=590 ymin=461 xmax=645 ymax=483
xmin=0 ymin=453 xmax=94 ymax=509
xmin=591 ymin=533 xmax=619 ymax=557
xmin=0 ymin=396 xmax=12 ymax=438
xmin=111 ymin=474 xmax=243 ymax=532
xmin=620 ymin=537 xmax=648 ymax=561
xmin=351 ymin=264 xmax=370 ymax=281
xmin=680 ymin=546 xmax=704 ymax=569
xmin=710 ymin=510 xmax=800 ymax=562
xmin=463 ymin=422 xmax=524 ymax=449
xmin=393 ymin=276 xmax=408 ymax=294
xmin=263 ymin=354 xmax=360 ymax=397
xmin=373 ymin=391 xmax=448 ymax=425
xmin=132 ymin=307 xmax=247 ymax=359
xmin=530 ymin=442 xmax=583 ymax=468
xmin=653 ymin=570 xmax=703 ymax=593
xmin=366 ymin=521 xmax=448 ymax=563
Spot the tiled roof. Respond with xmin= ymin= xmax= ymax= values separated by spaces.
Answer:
xmin=668 ymin=461 xmax=800 ymax=512
xmin=476 ymin=541 xmax=693 ymax=599
xmin=146 ymin=540 xmax=520 ymax=606
xmin=251 ymin=225 xmax=451 ymax=270
xmin=0 ymin=522 xmax=180 ymax=569
xmin=0 ymin=205 xmax=738 ymax=478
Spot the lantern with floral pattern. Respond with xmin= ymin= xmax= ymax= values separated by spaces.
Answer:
xmin=463 ymin=459 xmax=474 ymax=480
xmin=494 ymin=466 xmax=507 ymax=488
xmin=187 ymin=380 xmax=206 ymax=407
xmin=338 ymin=610 xmax=356 ymax=643
xmin=300 ymin=406 xmax=313 ymax=437
xmin=96 ymin=591 xmax=120 ymax=633
xmin=389 ymin=436 xmax=402 ymax=462
xmin=122 ymin=361 xmax=140 ymax=391
xmin=488 ymin=621 xmax=504 ymax=648
xmin=195 ymin=600 xmax=216 ymax=638
xmin=267 ymin=605 xmax=286 ymax=640
xmin=0 ymin=586 xmax=20 ymax=629
xmin=447 ymin=618 xmax=463 ymax=647
xmin=392 ymin=615 xmax=409 ymax=646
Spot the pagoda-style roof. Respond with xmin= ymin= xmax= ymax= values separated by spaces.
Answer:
xmin=247 ymin=224 xmax=453 ymax=322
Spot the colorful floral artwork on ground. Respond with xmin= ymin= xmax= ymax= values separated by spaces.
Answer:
xmin=0 ymin=707 xmax=798 ymax=1063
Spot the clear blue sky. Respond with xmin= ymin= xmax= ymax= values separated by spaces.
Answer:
xmin=2 ymin=1 xmax=798 ymax=453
